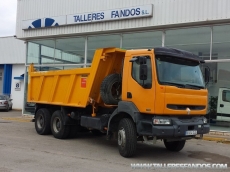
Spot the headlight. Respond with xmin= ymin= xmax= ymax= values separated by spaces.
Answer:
xmin=203 ymin=118 xmax=207 ymax=124
xmin=153 ymin=119 xmax=171 ymax=125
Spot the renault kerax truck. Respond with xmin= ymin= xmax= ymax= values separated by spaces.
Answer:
xmin=27 ymin=47 xmax=210 ymax=157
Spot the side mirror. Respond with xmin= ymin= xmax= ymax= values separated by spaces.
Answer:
xmin=139 ymin=56 xmax=147 ymax=64
xmin=204 ymin=67 xmax=210 ymax=83
xmin=129 ymin=56 xmax=147 ymax=64
xmin=139 ymin=64 xmax=147 ymax=80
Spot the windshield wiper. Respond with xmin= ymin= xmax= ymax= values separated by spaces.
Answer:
xmin=160 ymin=82 xmax=204 ymax=89
xmin=185 ymin=84 xmax=204 ymax=89
xmin=160 ymin=82 xmax=185 ymax=88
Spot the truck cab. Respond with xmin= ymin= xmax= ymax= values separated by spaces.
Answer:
xmin=123 ymin=48 xmax=208 ymax=116
xmin=109 ymin=48 xmax=210 ymax=152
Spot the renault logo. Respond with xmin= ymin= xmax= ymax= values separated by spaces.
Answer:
xmin=186 ymin=107 xmax=191 ymax=115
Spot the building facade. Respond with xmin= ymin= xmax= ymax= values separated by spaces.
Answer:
xmin=16 ymin=0 xmax=230 ymax=131
xmin=0 ymin=36 xmax=26 ymax=110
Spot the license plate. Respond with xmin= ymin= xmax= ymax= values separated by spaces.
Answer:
xmin=185 ymin=130 xmax=197 ymax=135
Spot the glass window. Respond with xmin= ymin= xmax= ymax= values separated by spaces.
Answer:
xmin=213 ymin=25 xmax=230 ymax=60
xmin=87 ymin=35 xmax=120 ymax=63
xmin=205 ymin=61 xmax=230 ymax=130
xmin=27 ymin=39 xmax=55 ymax=65
xmin=222 ymin=90 xmax=230 ymax=102
xmin=23 ymin=67 xmax=34 ymax=115
xmin=165 ymin=27 xmax=211 ymax=60
xmin=156 ymin=56 xmax=204 ymax=88
xmin=131 ymin=56 xmax=152 ymax=88
xmin=27 ymin=42 xmax=39 ymax=64
xmin=55 ymin=37 xmax=85 ymax=64
xmin=27 ymin=38 xmax=85 ymax=70
xmin=123 ymin=31 xmax=162 ymax=49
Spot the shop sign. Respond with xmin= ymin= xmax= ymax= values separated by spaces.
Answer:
xmin=22 ymin=4 xmax=153 ymax=29
xmin=67 ymin=4 xmax=153 ymax=24
xmin=15 ymin=82 xmax=21 ymax=91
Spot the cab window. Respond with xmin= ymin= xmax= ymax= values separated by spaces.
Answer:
xmin=131 ymin=56 xmax=152 ymax=88
xmin=222 ymin=90 xmax=230 ymax=102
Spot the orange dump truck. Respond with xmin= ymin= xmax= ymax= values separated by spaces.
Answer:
xmin=28 ymin=47 xmax=210 ymax=157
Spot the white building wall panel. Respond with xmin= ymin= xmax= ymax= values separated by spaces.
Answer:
xmin=0 ymin=37 xmax=26 ymax=64
xmin=10 ymin=64 xmax=25 ymax=110
xmin=16 ymin=0 xmax=230 ymax=39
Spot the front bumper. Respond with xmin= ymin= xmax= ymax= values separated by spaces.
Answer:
xmin=137 ymin=115 xmax=210 ymax=139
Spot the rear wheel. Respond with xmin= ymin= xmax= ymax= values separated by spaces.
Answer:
xmin=5 ymin=105 xmax=9 ymax=112
xmin=163 ymin=140 xmax=186 ymax=152
xmin=51 ymin=110 xmax=70 ymax=139
xmin=117 ymin=118 xmax=137 ymax=157
xmin=35 ymin=108 xmax=51 ymax=135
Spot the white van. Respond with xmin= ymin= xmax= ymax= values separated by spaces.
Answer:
xmin=217 ymin=87 xmax=230 ymax=122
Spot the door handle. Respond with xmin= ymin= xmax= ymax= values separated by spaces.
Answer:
xmin=127 ymin=92 xmax=132 ymax=98
xmin=220 ymin=104 xmax=224 ymax=107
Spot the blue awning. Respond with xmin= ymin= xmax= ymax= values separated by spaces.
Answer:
xmin=14 ymin=74 xmax=24 ymax=80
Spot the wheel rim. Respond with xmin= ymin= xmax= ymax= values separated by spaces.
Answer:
xmin=37 ymin=114 xmax=44 ymax=129
xmin=111 ymin=81 xmax=121 ymax=100
xmin=118 ymin=128 xmax=126 ymax=147
xmin=53 ymin=117 xmax=61 ymax=133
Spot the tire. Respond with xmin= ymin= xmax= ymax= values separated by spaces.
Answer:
xmin=5 ymin=105 xmax=9 ymax=112
xmin=117 ymin=118 xmax=137 ymax=157
xmin=35 ymin=108 xmax=51 ymax=135
xmin=163 ymin=140 xmax=186 ymax=152
xmin=51 ymin=110 xmax=70 ymax=139
xmin=100 ymin=74 xmax=121 ymax=105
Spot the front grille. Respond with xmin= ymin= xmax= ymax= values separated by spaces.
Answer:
xmin=167 ymin=104 xmax=205 ymax=110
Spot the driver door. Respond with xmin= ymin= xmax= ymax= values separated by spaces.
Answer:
xmin=125 ymin=54 xmax=155 ymax=114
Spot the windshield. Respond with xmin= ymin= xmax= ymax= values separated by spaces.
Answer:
xmin=155 ymin=55 xmax=205 ymax=89
xmin=0 ymin=96 xmax=5 ymax=100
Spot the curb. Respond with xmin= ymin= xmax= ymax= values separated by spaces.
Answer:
xmin=1 ymin=117 xmax=33 ymax=123
xmin=202 ymin=136 xmax=230 ymax=144
xmin=201 ymin=132 xmax=230 ymax=144
xmin=208 ymin=130 xmax=230 ymax=137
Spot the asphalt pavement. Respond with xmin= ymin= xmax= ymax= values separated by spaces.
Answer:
xmin=0 ymin=110 xmax=230 ymax=172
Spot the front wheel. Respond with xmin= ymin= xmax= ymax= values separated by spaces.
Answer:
xmin=163 ymin=140 xmax=186 ymax=152
xmin=51 ymin=110 xmax=70 ymax=139
xmin=117 ymin=118 xmax=137 ymax=157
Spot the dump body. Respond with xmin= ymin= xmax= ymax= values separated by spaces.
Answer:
xmin=28 ymin=48 xmax=125 ymax=107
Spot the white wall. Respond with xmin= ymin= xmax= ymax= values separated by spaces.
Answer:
xmin=0 ymin=36 xmax=26 ymax=64
xmin=10 ymin=64 xmax=25 ymax=110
